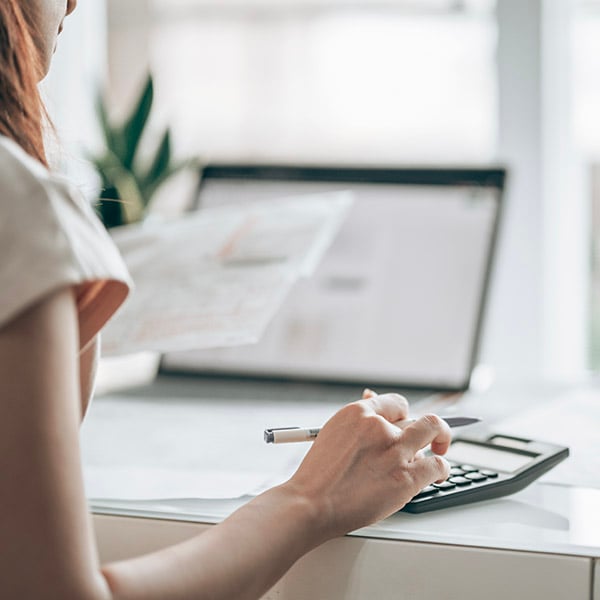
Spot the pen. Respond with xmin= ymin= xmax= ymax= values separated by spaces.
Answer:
xmin=264 ymin=416 xmax=481 ymax=444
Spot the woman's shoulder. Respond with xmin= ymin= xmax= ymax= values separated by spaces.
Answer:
xmin=0 ymin=134 xmax=47 ymax=171
xmin=0 ymin=135 xmax=54 ymax=203
xmin=0 ymin=135 xmax=132 ymax=347
xmin=0 ymin=134 xmax=107 ymax=248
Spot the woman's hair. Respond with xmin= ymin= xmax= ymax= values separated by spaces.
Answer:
xmin=0 ymin=0 xmax=48 ymax=166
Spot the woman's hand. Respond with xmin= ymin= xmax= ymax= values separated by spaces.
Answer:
xmin=102 ymin=392 xmax=450 ymax=600
xmin=284 ymin=391 xmax=452 ymax=541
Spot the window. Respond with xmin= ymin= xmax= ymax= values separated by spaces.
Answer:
xmin=573 ymin=1 xmax=600 ymax=369
xmin=107 ymin=0 xmax=497 ymax=164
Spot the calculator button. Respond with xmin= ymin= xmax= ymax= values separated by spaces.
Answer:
xmin=413 ymin=486 xmax=440 ymax=499
xmin=433 ymin=481 xmax=456 ymax=490
xmin=448 ymin=476 xmax=472 ymax=486
xmin=449 ymin=467 xmax=466 ymax=477
xmin=480 ymin=470 xmax=498 ymax=478
xmin=464 ymin=472 xmax=487 ymax=482
xmin=460 ymin=465 xmax=478 ymax=473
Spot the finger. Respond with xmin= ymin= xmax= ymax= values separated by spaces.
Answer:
xmin=363 ymin=392 xmax=409 ymax=424
xmin=414 ymin=449 xmax=427 ymax=461
xmin=409 ymin=454 xmax=451 ymax=487
xmin=397 ymin=413 xmax=452 ymax=457
xmin=362 ymin=388 xmax=377 ymax=399
xmin=430 ymin=433 xmax=452 ymax=457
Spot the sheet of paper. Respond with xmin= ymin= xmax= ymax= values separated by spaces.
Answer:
xmin=101 ymin=192 xmax=352 ymax=356
xmin=84 ymin=466 xmax=268 ymax=500
xmin=81 ymin=393 xmax=342 ymax=501
xmin=493 ymin=387 xmax=600 ymax=489
xmin=90 ymin=496 xmax=249 ymax=523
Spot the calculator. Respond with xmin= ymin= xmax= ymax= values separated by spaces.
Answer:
xmin=401 ymin=431 xmax=569 ymax=513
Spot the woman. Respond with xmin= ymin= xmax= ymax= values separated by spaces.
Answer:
xmin=0 ymin=1 xmax=451 ymax=598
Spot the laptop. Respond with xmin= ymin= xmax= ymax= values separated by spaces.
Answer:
xmin=159 ymin=165 xmax=505 ymax=405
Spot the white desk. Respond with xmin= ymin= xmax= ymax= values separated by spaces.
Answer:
xmin=87 ymin=376 xmax=600 ymax=599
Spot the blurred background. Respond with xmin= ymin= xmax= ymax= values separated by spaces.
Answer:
xmin=42 ymin=0 xmax=600 ymax=385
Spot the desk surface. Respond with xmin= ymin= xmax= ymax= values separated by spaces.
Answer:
xmin=86 ymin=375 xmax=600 ymax=560
xmin=91 ymin=482 xmax=600 ymax=559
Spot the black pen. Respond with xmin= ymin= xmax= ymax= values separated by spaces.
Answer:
xmin=264 ymin=416 xmax=481 ymax=444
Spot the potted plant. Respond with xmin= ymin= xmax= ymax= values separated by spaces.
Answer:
xmin=91 ymin=74 xmax=197 ymax=229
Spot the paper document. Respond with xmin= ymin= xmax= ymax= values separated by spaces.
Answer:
xmin=81 ymin=393 xmax=342 ymax=501
xmin=493 ymin=387 xmax=600 ymax=489
xmin=101 ymin=193 xmax=352 ymax=356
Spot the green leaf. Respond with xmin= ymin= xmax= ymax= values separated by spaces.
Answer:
xmin=121 ymin=74 xmax=154 ymax=170
xmin=91 ymin=148 xmax=144 ymax=226
xmin=96 ymin=92 xmax=115 ymax=150
xmin=144 ymin=129 xmax=171 ymax=191
xmin=91 ymin=148 xmax=124 ymax=184
xmin=111 ymin=168 xmax=146 ymax=225
xmin=96 ymin=194 xmax=125 ymax=229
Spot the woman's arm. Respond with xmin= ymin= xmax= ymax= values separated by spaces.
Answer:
xmin=0 ymin=288 xmax=111 ymax=599
xmin=80 ymin=336 xmax=99 ymax=418
xmin=0 ymin=288 xmax=450 ymax=600
xmin=103 ymin=399 xmax=451 ymax=600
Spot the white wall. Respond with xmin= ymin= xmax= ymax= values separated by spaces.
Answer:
xmin=483 ymin=0 xmax=588 ymax=382
xmin=41 ymin=0 xmax=107 ymax=196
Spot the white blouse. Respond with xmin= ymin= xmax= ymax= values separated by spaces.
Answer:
xmin=0 ymin=135 xmax=132 ymax=349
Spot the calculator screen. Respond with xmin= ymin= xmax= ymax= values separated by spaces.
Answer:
xmin=445 ymin=441 xmax=535 ymax=473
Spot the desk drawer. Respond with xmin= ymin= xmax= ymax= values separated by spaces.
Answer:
xmin=94 ymin=515 xmax=592 ymax=600
xmin=266 ymin=537 xmax=591 ymax=600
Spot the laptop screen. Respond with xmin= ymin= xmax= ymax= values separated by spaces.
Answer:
xmin=161 ymin=166 xmax=504 ymax=392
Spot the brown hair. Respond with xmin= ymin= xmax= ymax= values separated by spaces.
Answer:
xmin=0 ymin=0 xmax=48 ymax=166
